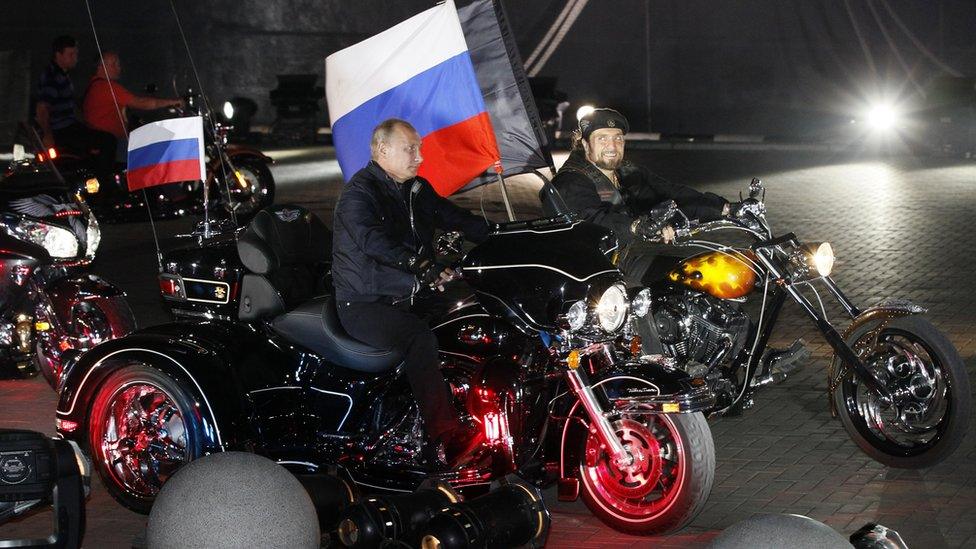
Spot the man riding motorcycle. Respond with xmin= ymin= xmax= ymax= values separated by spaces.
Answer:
xmin=540 ymin=108 xmax=750 ymax=282
xmin=331 ymin=118 xmax=492 ymax=469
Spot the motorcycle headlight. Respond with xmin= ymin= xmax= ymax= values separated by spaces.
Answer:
xmin=86 ymin=214 xmax=101 ymax=258
xmin=18 ymin=219 xmax=79 ymax=258
xmin=565 ymin=300 xmax=588 ymax=331
xmin=813 ymin=242 xmax=834 ymax=277
xmin=631 ymin=288 xmax=652 ymax=318
xmin=596 ymin=284 xmax=629 ymax=333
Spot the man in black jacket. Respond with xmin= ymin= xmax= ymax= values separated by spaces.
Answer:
xmin=332 ymin=118 xmax=491 ymax=468
xmin=543 ymin=108 xmax=732 ymax=248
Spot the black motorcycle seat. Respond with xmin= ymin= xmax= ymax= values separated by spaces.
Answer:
xmin=271 ymin=296 xmax=403 ymax=373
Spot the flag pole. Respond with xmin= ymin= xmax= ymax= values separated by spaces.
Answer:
xmin=492 ymin=162 xmax=515 ymax=221
xmin=201 ymin=177 xmax=211 ymax=238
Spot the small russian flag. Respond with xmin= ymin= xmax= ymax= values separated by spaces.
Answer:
xmin=126 ymin=116 xmax=206 ymax=192
xmin=326 ymin=0 xmax=500 ymax=197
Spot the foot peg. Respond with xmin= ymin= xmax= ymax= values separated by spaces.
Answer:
xmin=751 ymin=339 xmax=810 ymax=387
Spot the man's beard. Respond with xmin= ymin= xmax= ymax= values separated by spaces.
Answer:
xmin=592 ymin=155 xmax=622 ymax=170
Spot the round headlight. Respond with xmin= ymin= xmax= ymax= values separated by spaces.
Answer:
xmin=596 ymin=284 xmax=628 ymax=333
xmin=223 ymin=100 xmax=235 ymax=120
xmin=566 ymin=300 xmax=587 ymax=331
xmin=814 ymin=242 xmax=834 ymax=277
xmin=631 ymin=288 xmax=652 ymax=318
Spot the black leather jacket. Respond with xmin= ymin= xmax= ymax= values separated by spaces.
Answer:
xmin=332 ymin=161 xmax=491 ymax=302
xmin=542 ymin=149 xmax=727 ymax=244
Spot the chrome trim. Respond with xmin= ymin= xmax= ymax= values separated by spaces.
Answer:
xmin=431 ymin=314 xmax=490 ymax=330
xmin=57 ymin=347 xmax=224 ymax=448
xmin=495 ymin=220 xmax=583 ymax=235
xmin=309 ymin=387 xmax=354 ymax=431
xmin=471 ymin=264 xmax=617 ymax=283
xmin=250 ymin=385 xmax=355 ymax=431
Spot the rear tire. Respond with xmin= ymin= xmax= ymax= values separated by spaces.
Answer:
xmin=832 ymin=315 xmax=971 ymax=468
xmin=578 ymin=412 xmax=714 ymax=535
xmin=88 ymin=364 xmax=204 ymax=513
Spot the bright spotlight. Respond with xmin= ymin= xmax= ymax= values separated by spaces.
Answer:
xmin=866 ymin=104 xmax=899 ymax=131
xmin=222 ymin=101 xmax=235 ymax=120
xmin=576 ymin=104 xmax=595 ymax=121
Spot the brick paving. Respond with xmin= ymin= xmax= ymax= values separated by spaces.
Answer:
xmin=2 ymin=148 xmax=975 ymax=547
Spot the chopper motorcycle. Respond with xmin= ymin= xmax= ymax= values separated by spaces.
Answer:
xmin=619 ymin=178 xmax=970 ymax=469
xmin=0 ymin=149 xmax=135 ymax=387
xmin=55 ymin=204 xmax=717 ymax=534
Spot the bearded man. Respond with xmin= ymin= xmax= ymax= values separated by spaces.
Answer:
xmin=543 ymin=108 xmax=733 ymax=249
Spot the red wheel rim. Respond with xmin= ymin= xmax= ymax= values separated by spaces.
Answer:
xmin=581 ymin=414 xmax=686 ymax=519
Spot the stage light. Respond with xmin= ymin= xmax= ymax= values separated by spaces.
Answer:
xmin=335 ymin=480 xmax=460 ymax=548
xmin=865 ymin=103 xmax=900 ymax=132
xmin=419 ymin=475 xmax=550 ymax=549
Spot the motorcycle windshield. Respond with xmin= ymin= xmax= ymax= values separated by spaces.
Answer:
xmin=463 ymin=218 xmax=621 ymax=331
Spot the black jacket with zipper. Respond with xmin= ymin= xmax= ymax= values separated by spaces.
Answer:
xmin=542 ymin=149 xmax=727 ymax=244
xmin=332 ymin=161 xmax=491 ymax=302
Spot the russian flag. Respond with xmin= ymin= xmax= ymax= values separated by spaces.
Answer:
xmin=326 ymin=0 xmax=501 ymax=197
xmin=126 ymin=116 xmax=206 ymax=192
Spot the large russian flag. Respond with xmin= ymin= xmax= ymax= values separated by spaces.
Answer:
xmin=326 ymin=0 xmax=501 ymax=197
xmin=126 ymin=116 xmax=206 ymax=191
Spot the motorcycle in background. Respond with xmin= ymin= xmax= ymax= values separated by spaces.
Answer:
xmin=73 ymin=87 xmax=275 ymax=224
xmin=621 ymin=178 xmax=971 ymax=468
xmin=0 ymin=145 xmax=136 ymax=387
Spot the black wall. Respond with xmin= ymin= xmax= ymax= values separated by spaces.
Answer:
xmin=2 ymin=0 xmax=973 ymax=142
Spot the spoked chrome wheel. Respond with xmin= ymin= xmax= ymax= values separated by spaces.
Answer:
xmin=218 ymin=157 xmax=274 ymax=219
xmin=577 ymin=411 xmax=714 ymax=535
xmin=97 ymin=383 xmax=188 ymax=496
xmin=834 ymin=315 xmax=971 ymax=468
xmin=853 ymin=333 xmax=948 ymax=447
xmin=89 ymin=364 xmax=202 ymax=513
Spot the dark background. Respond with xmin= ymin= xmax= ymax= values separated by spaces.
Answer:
xmin=1 ymin=0 xmax=974 ymax=144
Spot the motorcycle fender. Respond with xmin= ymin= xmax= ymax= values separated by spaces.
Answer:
xmin=45 ymin=274 xmax=135 ymax=334
xmin=840 ymin=299 xmax=926 ymax=341
xmin=225 ymin=144 xmax=274 ymax=164
xmin=828 ymin=299 xmax=926 ymax=417
xmin=56 ymin=332 xmax=254 ymax=454
xmin=557 ymin=362 xmax=716 ymax=494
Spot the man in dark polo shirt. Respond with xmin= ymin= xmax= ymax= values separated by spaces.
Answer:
xmin=35 ymin=35 xmax=115 ymax=172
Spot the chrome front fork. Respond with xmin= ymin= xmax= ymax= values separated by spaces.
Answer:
xmin=564 ymin=361 xmax=634 ymax=468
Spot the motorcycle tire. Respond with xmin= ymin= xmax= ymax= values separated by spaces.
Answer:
xmin=88 ymin=364 xmax=205 ymax=514
xmin=578 ymin=411 xmax=714 ymax=535
xmin=216 ymin=156 xmax=275 ymax=223
xmin=832 ymin=315 xmax=971 ymax=468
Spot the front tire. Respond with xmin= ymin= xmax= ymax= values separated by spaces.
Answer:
xmin=832 ymin=315 xmax=971 ymax=468
xmin=88 ymin=364 xmax=204 ymax=513
xmin=578 ymin=412 xmax=714 ymax=535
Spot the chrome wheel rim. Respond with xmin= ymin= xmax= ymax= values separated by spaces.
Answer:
xmin=849 ymin=330 xmax=949 ymax=449
xmin=97 ymin=382 xmax=188 ymax=497
xmin=223 ymin=165 xmax=268 ymax=216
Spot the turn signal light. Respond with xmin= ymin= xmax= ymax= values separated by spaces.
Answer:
xmin=47 ymin=147 xmax=58 ymax=159
xmin=85 ymin=178 xmax=100 ymax=194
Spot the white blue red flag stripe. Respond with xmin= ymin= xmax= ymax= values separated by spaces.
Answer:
xmin=126 ymin=116 xmax=206 ymax=191
xmin=326 ymin=0 xmax=500 ymax=196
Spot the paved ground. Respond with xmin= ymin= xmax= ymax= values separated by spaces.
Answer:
xmin=2 ymin=147 xmax=975 ymax=547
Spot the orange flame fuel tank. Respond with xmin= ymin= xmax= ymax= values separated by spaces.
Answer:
xmin=667 ymin=251 xmax=757 ymax=299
